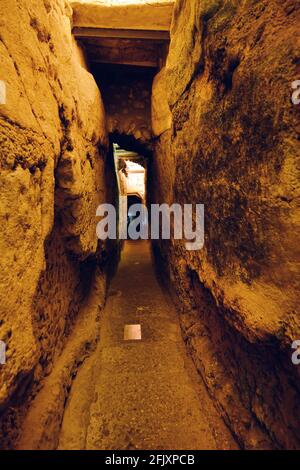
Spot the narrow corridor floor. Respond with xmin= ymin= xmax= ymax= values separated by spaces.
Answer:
xmin=58 ymin=241 xmax=237 ymax=450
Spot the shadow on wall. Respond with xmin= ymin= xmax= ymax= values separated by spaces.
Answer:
xmin=152 ymin=241 xmax=300 ymax=450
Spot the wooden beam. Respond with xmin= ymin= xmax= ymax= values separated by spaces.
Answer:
xmin=90 ymin=58 xmax=158 ymax=68
xmin=73 ymin=27 xmax=170 ymax=41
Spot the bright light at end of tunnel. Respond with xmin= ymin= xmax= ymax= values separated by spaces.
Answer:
xmin=125 ymin=160 xmax=146 ymax=200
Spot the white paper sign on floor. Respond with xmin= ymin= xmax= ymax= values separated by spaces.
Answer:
xmin=0 ymin=81 xmax=6 ymax=104
xmin=0 ymin=341 xmax=6 ymax=364
xmin=124 ymin=324 xmax=142 ymax=341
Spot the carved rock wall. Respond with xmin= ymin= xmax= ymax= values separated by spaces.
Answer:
xmin=0 ymin=0 xmax=113 ymax=447
xmin=151 ymin=0 xmax=300 ymax=449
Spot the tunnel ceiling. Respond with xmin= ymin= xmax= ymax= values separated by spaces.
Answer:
xmin=71 ymin=0 xmax=174 ymax=68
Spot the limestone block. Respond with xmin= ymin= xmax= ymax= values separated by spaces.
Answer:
xmin=71 ymin=0 xmax=174 ymax=31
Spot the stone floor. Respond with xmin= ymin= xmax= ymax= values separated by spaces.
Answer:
xmin=58 ymin=240 xmax=238 ymax=450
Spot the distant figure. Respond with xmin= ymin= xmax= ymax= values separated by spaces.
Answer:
xmin=118 ymin=159 xmax=128 ymax=178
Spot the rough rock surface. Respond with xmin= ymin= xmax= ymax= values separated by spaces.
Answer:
xmin=0 ymin=0 xmax=110 ymax=448
xmin=151 ymin=67 xmax=172 ymax=138
xmin=151 ymin=0 xmax=300 ymax=449
xmin=16 ymin=273 xmax=106 ymax=450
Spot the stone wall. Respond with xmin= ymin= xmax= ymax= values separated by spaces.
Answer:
xmin=0 ymin=0 xmax=112 ymax=447
xmin=151 ymin=0 xmax=300 ymax=449
xmin=94 ymin=64 xmax=154 ymax=153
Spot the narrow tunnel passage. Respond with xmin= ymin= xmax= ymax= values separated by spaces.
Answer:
xmin=0 ymin=0 xmax=299 ymax=456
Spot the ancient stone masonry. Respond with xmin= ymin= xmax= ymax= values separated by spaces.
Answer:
xmin=151 ymin=0 xmax=300 ymax=450
xmin=94 ymin=64 xmax=154 ymax=153
xmin=0 ymin=0 xmax=114 ymax=448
